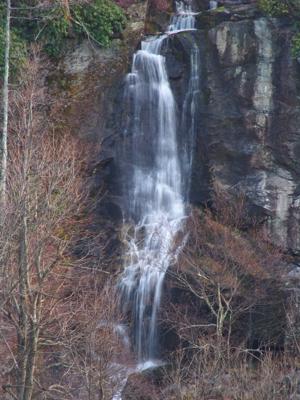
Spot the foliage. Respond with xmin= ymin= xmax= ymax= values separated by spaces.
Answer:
xmin=72 ymin=0 xmax=126 ymax=48
xmin=0 ymin=27 xmax=27 ymax=79
xmin=258 ymin=0 xmax=300 ymax=60
xmin=292 ymin=32 xmax=300 ymax=58
xmin=33 ymin=0 xmax=126 ymax=57
xmin=0 ymin=0 xmax=126 ymax=69
xmin=35 ymin=5 xmax=71 ymax=58
xmin=258 ymin=0 xmax=289 ymax=17
xmin=0 ymin=5 xmax=27 ymax=79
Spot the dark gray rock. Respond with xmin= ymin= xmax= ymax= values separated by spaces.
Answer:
xmin=108 ymin=3 xmax=300 ymax=253
xmin=142 ymin=6 xmax=300 ymax=253
xmin=201 ymin=15 xmax=300 ymax=253
xmin=53 ymin=0 xmax=300 ymax=255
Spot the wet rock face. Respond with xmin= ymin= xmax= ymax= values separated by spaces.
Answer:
xmin=201 ymin=14 xmax=300 ymax=253
xmin=52 ymin=0 xmax=300 ymax=254
xmin=146 ymin=2 xmax=300 ymax=254
xmin=107 ymin=0 xmax=300 ymax=253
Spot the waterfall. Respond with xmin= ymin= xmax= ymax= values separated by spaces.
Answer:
xmin=119 ymin=1 xmax=197 ymax=364
xmin=181 ymin=43 xmax=200 ymax=198
xmin=168 ymin=1 xmax=197 ymax=32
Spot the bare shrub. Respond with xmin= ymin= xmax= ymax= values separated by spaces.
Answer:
xmin=157 ymin=187 xmax=295 ymax=399
xmin=47 ymin=276 xmax=126 ymax=400
xmin=163 ymin=346 xmax=300 ymax=400
xmin=0 ymin=47 xmax=119 ymax=400
xmin=166 ymin=207 xmax=284 ymax=350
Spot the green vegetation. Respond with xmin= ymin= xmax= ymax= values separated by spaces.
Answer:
xmin=258 ymin=0 xmax=289 ymax=17
xmin=258 ymin=0 xmax=300 ymax=59
xmin=36 ymin=0 xmax=126 ymax=57
xmin=0 ymin=4 xmax=27 ymax=77
xmin=0 ymin=0 xmax=126 ymax=76
xmin=292 ymin=31 xmax=300 ymax=58
xmin=72 ymin=0 xmax=126 ymax=48
xmin=34 ymin=5 xmax=71 ymax=58
xmin=0 ymin=24 xmax=27 ymax=78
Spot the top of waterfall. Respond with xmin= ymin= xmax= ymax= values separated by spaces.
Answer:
xmin=168 ymin=0 xmax=197 ymax=32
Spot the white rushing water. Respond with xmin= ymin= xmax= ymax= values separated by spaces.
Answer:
xmin=182 ymin=43 xmax=200 ymax=198
xmin=168 ymin=1 xmax=197 ymax=32
xmin=119 ymin=1 xmax=196 ymax=365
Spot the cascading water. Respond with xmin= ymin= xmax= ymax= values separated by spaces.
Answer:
xmin=120 ymin=38 xmax=184 ymax=362
xmin=168 ymin=1 xmax=197 ymax=32
xmin=119 ymin=1 xmax=197 ymax=366
xmin=181 ymin=43 xmax=200 ymax=198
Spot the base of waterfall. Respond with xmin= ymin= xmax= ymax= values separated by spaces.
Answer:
xmin=112 ymin=359 xmax=165 ymax=400
xmin=137 ymin=359 xmax=164 ymax=371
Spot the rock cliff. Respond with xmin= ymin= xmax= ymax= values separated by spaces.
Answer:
xmin=107 ymin=0 xmax=300 ymax=257
xmin=193 ymin=5 xmax=300 ymax=254
xmin=50 ymin=0 xmax=300 ymax=257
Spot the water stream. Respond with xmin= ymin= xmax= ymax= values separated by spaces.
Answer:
xmin=168 ymin=1 xmax=197 ymax=32
xmin=120 ymin=33 xmax=185 ymax=362
xmin=115 ymin=2 xmax=199 ymax=394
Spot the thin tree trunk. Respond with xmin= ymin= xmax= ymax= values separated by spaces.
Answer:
xmin=0 ymin=0 xmax=11 ymax=208
xmin=17 ymin=124 xmax=30 ymax=400
xmin=17 ymin=211 xmax=29 ymax=400
xmin=23 ymin=292 xmax=41 ymax=400
xmin=23 ymin=323 xmax=39 ymax=400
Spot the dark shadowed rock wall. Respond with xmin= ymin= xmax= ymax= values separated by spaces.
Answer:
xmin=108 ymin=0 xmax=300 ymax=254
xmin=198 ymin=10 xmax=300 ymax=254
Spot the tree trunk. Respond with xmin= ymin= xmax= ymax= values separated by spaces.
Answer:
xmin=23 ymin=292 xmax=41 ymax=400
xmin=23 ymin=321 xmax=39 ymax=400
xmin=0 ymin=0 xmax=11 ymax=208
xmin=17 ymin=212 xmax=29 ymax=400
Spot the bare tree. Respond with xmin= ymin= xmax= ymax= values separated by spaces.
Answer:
xmin=0 ymin=47 xmax=90 ymax=400
xmin=0 ymin=0 xmax=11 ymax=207
xmin=164 ymin=199 xmax=284 ymax=360
xmin=56 ymin=280 xmax=126 ymax=400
